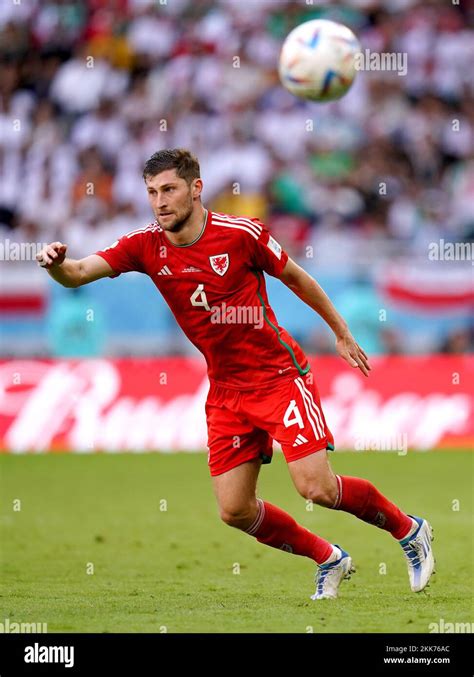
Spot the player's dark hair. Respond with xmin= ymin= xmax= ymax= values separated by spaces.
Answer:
xmin=143 ymin=148 xmax=200 ymax=184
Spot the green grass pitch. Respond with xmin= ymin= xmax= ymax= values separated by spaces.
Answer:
xmin=0 ymin=450 xmax=472 ymax=633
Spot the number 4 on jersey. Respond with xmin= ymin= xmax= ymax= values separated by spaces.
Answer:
xmin=190 ymin=283 xmax=210 ymax=311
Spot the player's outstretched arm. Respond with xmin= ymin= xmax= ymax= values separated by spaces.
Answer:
xmin=279 ymin=257 xmax=371 ymax=377
xmin=36 ymin=242 xmax=114 ymax=288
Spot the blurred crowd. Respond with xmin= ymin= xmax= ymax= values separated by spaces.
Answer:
xmin=0 ymin=0 xmax=473 ymax=355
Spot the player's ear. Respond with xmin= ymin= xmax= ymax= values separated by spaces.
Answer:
xmin=191 ymin=178 xmax=203 ymax=199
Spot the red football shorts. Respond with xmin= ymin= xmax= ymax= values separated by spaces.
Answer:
xmin=205 ymin=370 xmax=335 ymax=476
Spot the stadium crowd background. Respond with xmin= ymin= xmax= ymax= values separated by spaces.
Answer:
xmin=0 ymin=0 xmax=473 ymax=358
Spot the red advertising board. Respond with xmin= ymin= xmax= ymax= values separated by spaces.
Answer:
xmin=0 ymin=356 xmax=472 ymax=453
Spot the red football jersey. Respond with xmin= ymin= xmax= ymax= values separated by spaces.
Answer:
xmin=96 ymin=211 xmax=310 ymax=390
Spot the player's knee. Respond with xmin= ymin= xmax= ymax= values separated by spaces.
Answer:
xmin=219 ymin=502 xmax=257 ymax=529
xmin=299 ymin=483 xmax=337 ymax=508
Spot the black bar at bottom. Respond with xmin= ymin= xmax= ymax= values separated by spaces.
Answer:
xmin=0 ymin=633 xmax=472 ymax=675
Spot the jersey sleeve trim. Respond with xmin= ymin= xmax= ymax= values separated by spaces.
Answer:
xmin=212 ymin=214 xmax=262 ymax=240
xmin=95 ymin=250 xmax=121 ymax=278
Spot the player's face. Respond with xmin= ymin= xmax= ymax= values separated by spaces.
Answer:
xmin=145 ymin=170 xmax=199 ymax=232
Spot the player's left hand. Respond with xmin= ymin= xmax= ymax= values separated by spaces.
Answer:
xmin=336 ymin=333 xmax=371 ymax=377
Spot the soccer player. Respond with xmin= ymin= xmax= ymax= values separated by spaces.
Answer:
xmin=36 ymin=148 xmax=435 ymax=599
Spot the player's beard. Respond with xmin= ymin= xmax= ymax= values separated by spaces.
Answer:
xmin=157 ymin=193 xmax=194 ymax=233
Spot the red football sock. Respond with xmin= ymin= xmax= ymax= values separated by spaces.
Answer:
xmin=245 ymin=499 xmax=333 ymax=564
xmin=332 ymin=475 xmax=412 ymax=540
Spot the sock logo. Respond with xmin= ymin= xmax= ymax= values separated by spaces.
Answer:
xmin=280 ymin=543 xmax=293 ymax=553
xmin=373 ymin=511 xmax=387 ymax=528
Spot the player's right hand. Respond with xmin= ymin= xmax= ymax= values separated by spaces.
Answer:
xmin=336 ymin=332 xmax=371 ymax=377
xmin=36 ymin=242 xmax=68 ymax=269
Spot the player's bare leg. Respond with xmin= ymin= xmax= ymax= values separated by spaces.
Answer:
xmin=288 ymin=449 xmax=435 ymax=592
xmin=212 ymin=457 xmax=262 ymax=531
xmin=212 ymin=456 xmax=353 ymax=599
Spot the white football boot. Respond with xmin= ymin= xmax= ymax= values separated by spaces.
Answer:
xmin=311 ymin=546 xmax=355 ymax=600
xmin=400 ymin=515 xmax=435 ymax=592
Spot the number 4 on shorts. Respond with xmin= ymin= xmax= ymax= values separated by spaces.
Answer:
xmin=284 ymin=400 xmax=304 ymax=429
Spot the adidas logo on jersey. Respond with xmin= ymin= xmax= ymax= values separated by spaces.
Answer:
xmin=292 ymin=434 xmax=309 ymax=447
xmin=157 ymin=266 xmax=172 ymax=275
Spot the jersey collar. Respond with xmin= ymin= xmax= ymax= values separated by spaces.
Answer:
xmin=163 ymin=209 xmax=209 ymax=248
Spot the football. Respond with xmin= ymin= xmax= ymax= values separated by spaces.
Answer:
xmin=278 ymin=19 xmax=361 ymax=103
